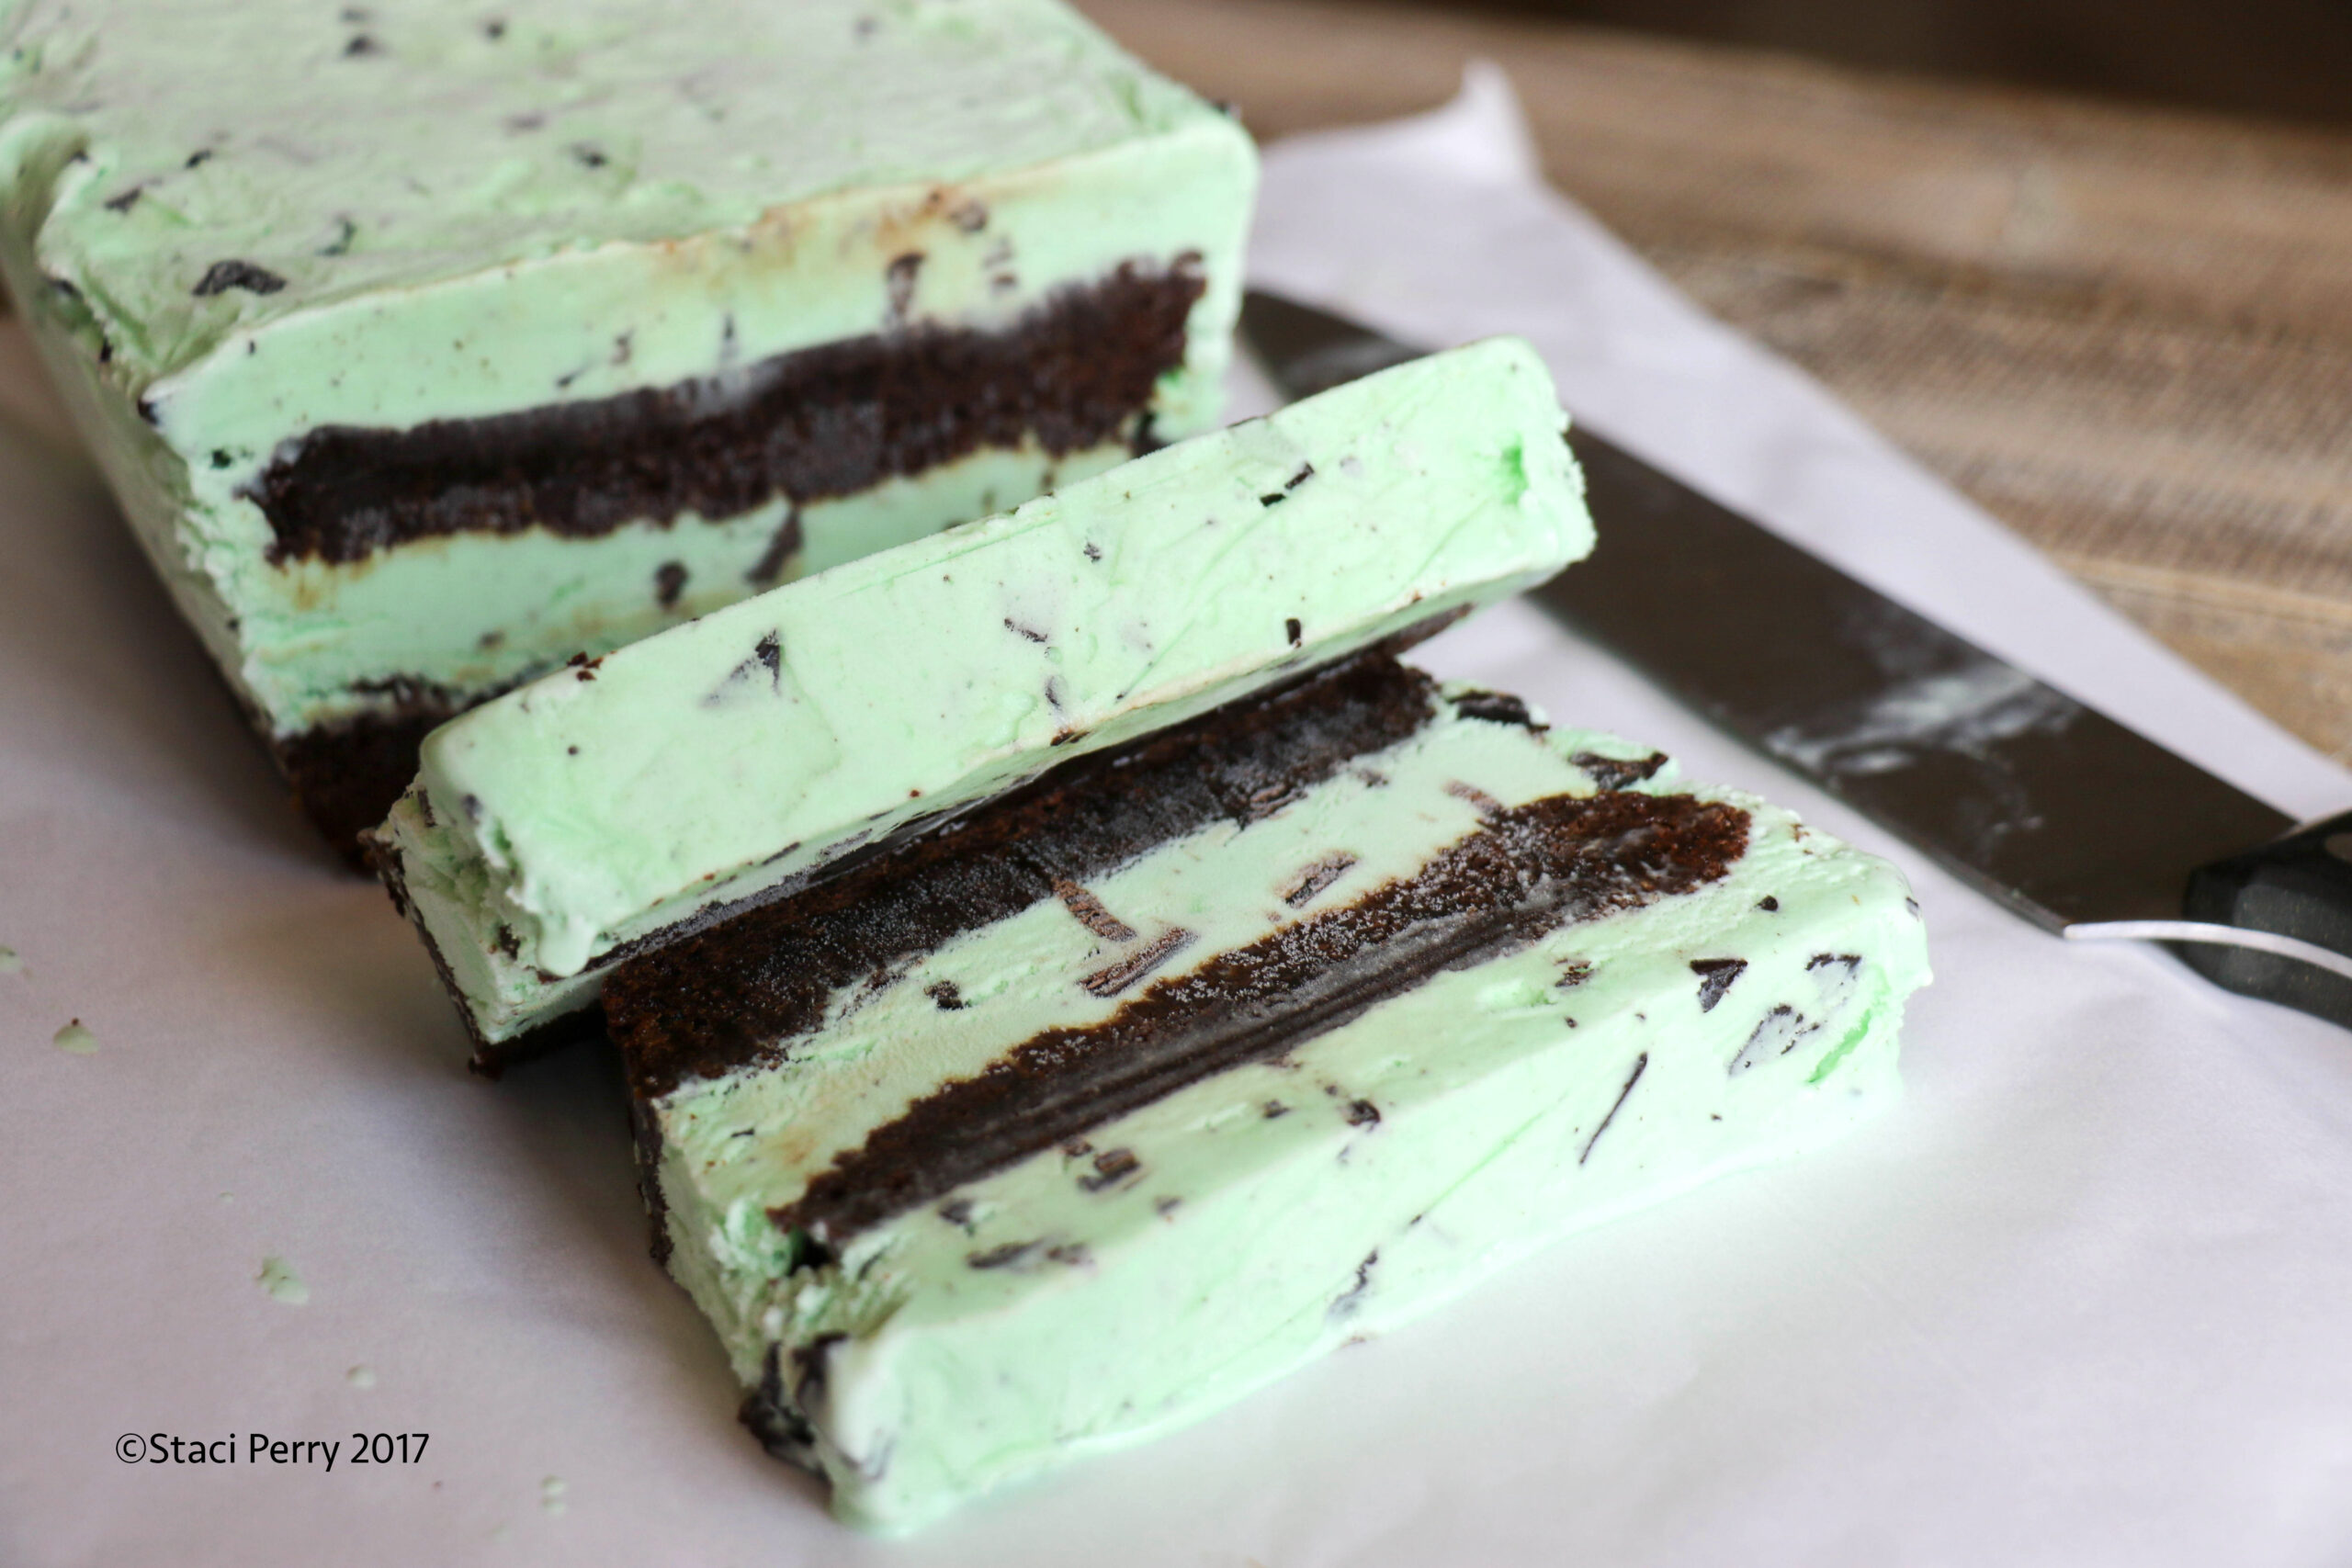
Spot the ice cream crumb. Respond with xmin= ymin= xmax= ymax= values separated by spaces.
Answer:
xmin=541 ymin=1475 xmax=567 ymax=1516
xmin=256 ymin=1256 xmax=309 ymax=1305
xmin=52 ymin=1020 xmax=96 ymax=1055
xmin=347 ymin=1364 xmax=376 ymax=1389
xmin=219 ymin=1191 xmax=234 ymax=1204
xmin=0 ymin=946 xmax=23 ymax=975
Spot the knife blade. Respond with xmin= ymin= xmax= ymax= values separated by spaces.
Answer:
xmin=1241 ymin=288 xmax=2352 ymax=1028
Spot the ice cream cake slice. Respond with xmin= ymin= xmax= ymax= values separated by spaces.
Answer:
xmin=607 ymin=654 xmax=1931 ymax=1533
xmin=371 ymin=339 xmax=1588 ymax=1064
xmin=0 ymin=0 xmax=1256 ymax=854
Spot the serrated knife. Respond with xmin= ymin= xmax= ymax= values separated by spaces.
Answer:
xmin=1241 ymin=289 xmax=2352 ymax=1029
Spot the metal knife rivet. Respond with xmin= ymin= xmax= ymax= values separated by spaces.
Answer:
xmin=2324 ymin=831 xmax=2352 ymax=864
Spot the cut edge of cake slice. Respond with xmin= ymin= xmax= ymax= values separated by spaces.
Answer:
xmin=606 ymin=657 xmax=1931 ymax=1532
xmin=372 ymin=337 xmax=1589 ymax=1062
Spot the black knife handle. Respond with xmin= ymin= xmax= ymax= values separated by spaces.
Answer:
xmin=2177 ymin=810 xmax=2352 ymax=1026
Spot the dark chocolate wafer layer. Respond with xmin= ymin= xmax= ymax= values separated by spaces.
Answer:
xmin=277 ymin=678 xmax=476 ymax=868
xmin=770 ymin=788 xmax=1748 ymax=1243
xmin=248 ymin=259 xmax=1204 ymax=565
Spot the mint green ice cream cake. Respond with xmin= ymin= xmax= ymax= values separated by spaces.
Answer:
xmin=1 ymin=0 xmax=1934 ymax=1539
xmin=390 ymin=328 xmax=1935 ymax=1533
xmin=372 ymin=339 xmax=1589 ymax=1065
xmin=0 ymin=0 xmax=1255 ymax=853
xmin=604 ymin=654 xmax=1931 ymax=1533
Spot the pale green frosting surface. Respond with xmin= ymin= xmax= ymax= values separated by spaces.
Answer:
xmin=646 ymin=705 xmax=1932 ymax=1532
xmin=0 ymin=0 xmax=1234 ymax=393
xmin=379 ymin=339 xmax=1589 ymax=1043
xmin=0 ymin=0 xmax=1255 ymax=732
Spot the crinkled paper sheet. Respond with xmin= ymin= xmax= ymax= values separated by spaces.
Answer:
xmin=4 ymin=68 xmax=2348 ymax=1568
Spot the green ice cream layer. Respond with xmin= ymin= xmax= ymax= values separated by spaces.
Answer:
xmin=636 ymin=696 xmax=1930 ymax=1533
xmin=238 ymin=438 xmax=1136 ymax=738
xmin=377 ymin=339 xmax=1589 ymax=1046
xmin=0 ymin=0 xmax=1254 ymax=734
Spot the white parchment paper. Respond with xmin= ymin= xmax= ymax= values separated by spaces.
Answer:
xmin=4 ymin=69 xmax=2349 ymax=1567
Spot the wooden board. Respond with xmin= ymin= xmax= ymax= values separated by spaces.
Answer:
xmin=1081 ymin=0 xmax=2352 ymax=766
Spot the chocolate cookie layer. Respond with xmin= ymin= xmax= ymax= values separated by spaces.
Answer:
xmin=769 ymin=787 xmax=1748 ymax=1243
xmin=277 ymin=681 xmax=471 ymax=867
xmin=248 ymin=260 xmax=1203 ymax=566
